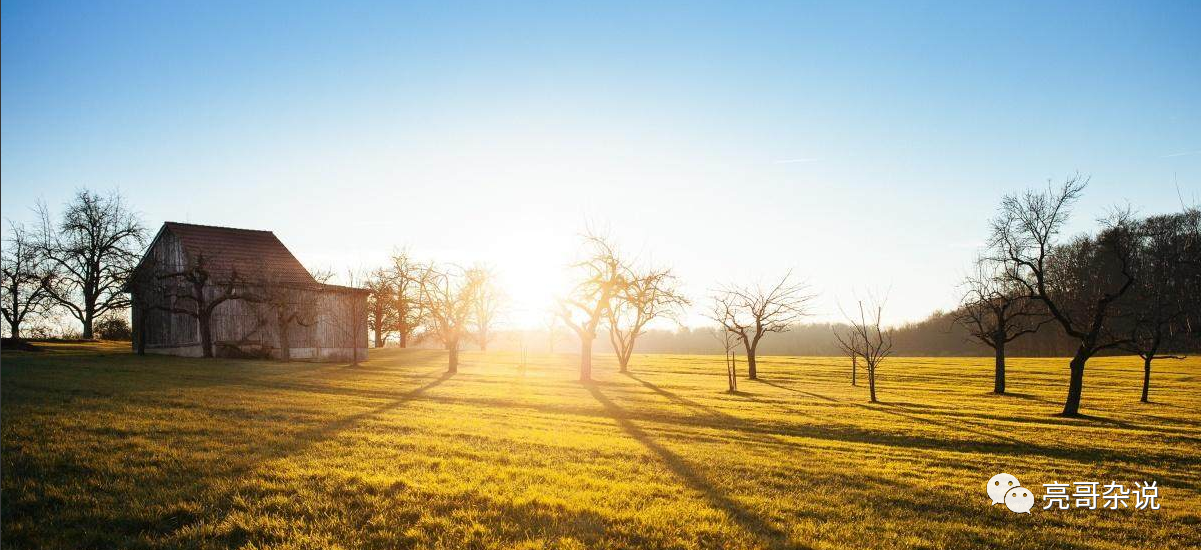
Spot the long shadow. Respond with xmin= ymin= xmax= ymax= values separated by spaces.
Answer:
xmin=861 ymin=402 xmax=1027 ymax=447
xmin=623 ymin=372 xmax=735 ymax=420
xmin=992 ymin=391 xmax=1054 ymax=403
xmin=752 ymin=378 xmax=839 ymax=403
xmin=157 ymin=372 xmax=456 ymax=538
xmin=586 ymin=385 xmax=809 ymax=550
xmin=246 ymin=371 xmax=454 ymax=466
xmin=416 ymin=391 xmax=1200 ymax=485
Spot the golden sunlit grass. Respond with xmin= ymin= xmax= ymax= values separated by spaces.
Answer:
xmin=2 ymin=344 xmax=1199 ymax=549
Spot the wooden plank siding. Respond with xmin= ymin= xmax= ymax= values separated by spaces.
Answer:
xmin=130 ymin=223 xmax=368 ymax=362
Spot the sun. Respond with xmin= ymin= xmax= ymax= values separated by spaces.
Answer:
xmin=491 ymin=244 xmax=572 ymax=329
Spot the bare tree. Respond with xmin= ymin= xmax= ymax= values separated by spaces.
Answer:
xmin=331 ymin=269 xmax=370 ymax=366
xmin=36 ymin=190 xmax=146 ymax=338
xmin=834 ymin=296 xmax=893 ymax=403
xmin=833 ymin=325 xmax=861 ymax=386
xmin=248 ymin=269 xmax=320 ymax=362
xmin=709 ymin=323 xmax=740 ymax=393
xmin=469 ymin=265 xmax=506 ymax=351
xmin=987 ymin=176 xmax=1138 ymax=416
xmin=607 ymin=267 xmax=689 ymax=372
xmin=1119 ymin=210 xmax=1197 ymax=402
xmin=1180 ymin=207 xmax=1201 ymax=335
xmin=418 ymin=263 xmax=479 ymax=373
xmin=955 ymin=262 xmax=1048 ymax=394
xmin=155 ymin=253 xmax=256 ymax=358
xmin=711 ymin=272 xmax=814 ymax=379
xmin=557 ymin=233 xmax=627 ymax=382
xmin=365 ymin=268 xmax=396 ymax=348
xmin=1 ymin=221 xmax=55 ymax=338
xmin=544 ymin=312 xmax=560 ymax=354
xmin=388 ymin=249 xmax=427 ymax=348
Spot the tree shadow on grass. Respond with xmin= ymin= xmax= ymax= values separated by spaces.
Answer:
xmin=992 ymin=391 xmax=1054 ymax=403
xmin=586 ymin=384 xmax=811 ymax=550
xmin=250 ymin=371 xmax=454 ymax=464
xmin=418 ymin=391 xmax=1198 ymax=486
xmin=623 ymin=372 xmax=736 ymax=421
xmin=751 ymin=378 xmax=838 ymax=403
xmin=859 ymin=402 xmax=1026 ymax=447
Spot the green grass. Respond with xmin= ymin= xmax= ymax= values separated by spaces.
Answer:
xmin=2 ymin=343 xmax=1199 ymax=549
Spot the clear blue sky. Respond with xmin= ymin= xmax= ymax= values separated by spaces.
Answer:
xmin=3 ymin=1 xmax=1199 ymax=327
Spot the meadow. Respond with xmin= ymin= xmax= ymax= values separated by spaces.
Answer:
xmin=1 ymin=343 xmax=1198 ymax=550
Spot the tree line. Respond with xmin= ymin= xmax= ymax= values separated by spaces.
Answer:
xmin=4 ymin=179 xmax=1198 ymax=417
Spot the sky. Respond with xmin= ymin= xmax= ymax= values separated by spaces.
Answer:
xmin=3 ymin=1 xmax=1200 ymax=329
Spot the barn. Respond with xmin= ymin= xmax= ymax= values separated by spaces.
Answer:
xmin=127 ymin=222 xmax=368 ymax=362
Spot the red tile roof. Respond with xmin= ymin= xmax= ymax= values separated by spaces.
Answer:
xmin=162 ymin=222 xmax=316 ymax=285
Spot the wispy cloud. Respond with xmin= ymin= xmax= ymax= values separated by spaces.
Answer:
xmin=1160 ymin=149 xmax=1201 ymax=158
xmin=772 ymin=158 xmax=818 ymax=164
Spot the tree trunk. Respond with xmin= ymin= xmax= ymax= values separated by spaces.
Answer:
xmin=868 ymin=366 xmax=877 ymax=403
xmin=618 ymin=347 xmax=630 ymax=373
xmin=727 ymin=352 xmax=737 ymax=392
xmin=277 ymin=320 xmax=292 ymax=362
xmin=398 ymin=330 xmax=408 ymax=349
xmin=374 ymin=329 xmax=383 ymax=349
xmin=1061 ymin=349 xmax=1089 ymax=416
xmin=746 ymin=347 xmax=758 ymax=380
xmin=199 ymin=313 xmax=213 ymax=358
xmin=851 ymin=355 xmax=857 ymax=386
xmin=81 ymin=316 xmax=94 ymax=339
xmin=9 ymin=319 xmax=20 ymax=340
xmin=580 ymin=337 xmax=593 ymax=382
xmin=447 ymin=344 xmax=459 ymax=373
xmin=993 ymin=338 xmax=1006 ymax=394
xmin=1141 ymin=356 xmax=1152 ymax=403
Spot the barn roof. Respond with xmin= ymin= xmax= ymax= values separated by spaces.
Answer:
xmin=161 ymin=222 xmax=317 ymax=285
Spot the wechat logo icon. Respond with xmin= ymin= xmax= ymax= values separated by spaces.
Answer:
xmin=988 ymin=473 xmax=1033 ymax=514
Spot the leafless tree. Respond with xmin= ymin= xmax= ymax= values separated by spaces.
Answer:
xmin=247 ymin=268 xmax=320 ymax=362
xmin=833 ymin=325 xmax=861 ymax=386
xmin=987 ymin=176 xmax=1137 ymax=416
xmin=331 ymin=269 xmax=370 ymax=366
xmin=709 ymin=324 xmax=740 ymax=393
xmin=955 ymin=261 xmax=1049 ymax=394
xmin=1119 ymin=210 xmax=1197 ymax=402
xmin=365 ymin=268 xmax=396 ymax=348
xmin=469 ymin=265 xmax=506 ymax=351
xmin=36 ymin=190 xmax=146 ymax=338
xmin=544 ymin=312 xmax=560 ymax=354
xmin=607 ymin=266 xmax=689 ymax=372
xmin=418 ymin=263 xmax=479 ymax=373
xmin=1 ymin=221 xmax=55 ymax=338
xmin=388 ymin=249 xmax=427 ymax=348
xmin=834 ymin=296 xmax=893 ymax=403
xmin=1180 ymin=207 xmax=1201 ymax=335
xmin=308 ymin=267 xmax=335 ymax=285
xmin=557 ymin=233 xmax=627 ymax=382
xmin=154 ymin=253 xmax=256 ymax=358
xmin=710 ymin=271 xmax=814 ymax=379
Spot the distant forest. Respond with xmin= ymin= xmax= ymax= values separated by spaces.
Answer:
xmin=483 ymin=310 xmax=1200 ymax=357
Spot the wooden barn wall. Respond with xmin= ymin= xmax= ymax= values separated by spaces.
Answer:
xmin=136 ymin=230 xmax=201 ymax=348
xmin=209 ymin=288 xmax=368 ymax=359
xmin=131 ymin=227 xmax=368 ymax=361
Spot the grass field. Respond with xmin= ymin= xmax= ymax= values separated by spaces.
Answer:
xmin=2 ymin=343 xmax=1199 ymax=549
